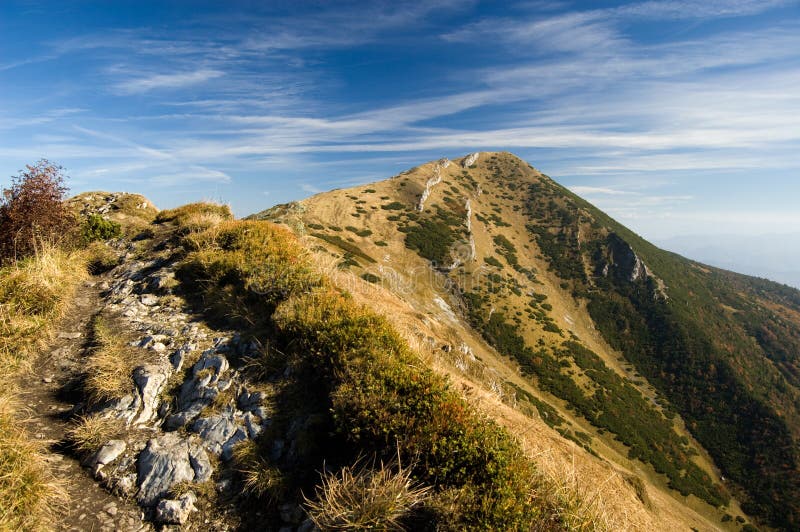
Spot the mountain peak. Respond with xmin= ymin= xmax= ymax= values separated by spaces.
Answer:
xmin=257 ymin=151 xmax=800 ymax=530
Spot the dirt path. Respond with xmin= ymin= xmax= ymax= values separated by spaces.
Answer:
xmin=16 ymin=278 xmax=150 ymax=532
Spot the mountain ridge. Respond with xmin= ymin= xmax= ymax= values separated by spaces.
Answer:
xmin=254 ymin=151 xmax=800 ymax=530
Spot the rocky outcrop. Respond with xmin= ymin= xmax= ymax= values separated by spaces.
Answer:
xmin=465 ymin=198 xmax=476 ymax=262
xmin=75 ymin=243 xmax=270 ymax=520
xmin=462 ymin=152 xmax=480 ymax=167
xmin=155 ymin=492 xmax=197 ymax=525
xmin=137 ymin=433 xmax=211 ymax=506
xmin=417 ymin=163 xmax=444 ymax=212
xmin=599 ymin=233 xmax=667 ymax=299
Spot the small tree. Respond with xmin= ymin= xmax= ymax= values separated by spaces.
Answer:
xmin=0 ymin=160 xmax=76 ymax=262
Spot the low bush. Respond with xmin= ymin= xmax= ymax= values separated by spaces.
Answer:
xmin=80 ymin=214 xmax=121 ymax=243
xmin=274 ymin=289 xmax=540 ymax=528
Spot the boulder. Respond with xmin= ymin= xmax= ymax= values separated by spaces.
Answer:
xmin=136 ymin=433 xmax=210 ymax=506
xmin=155 ymin=492 xmax=197 ymax=525
xmin=133 ymin=363 xmax=171 ymax=425
xmin=88 ymin=439 xmax=127 ymax=471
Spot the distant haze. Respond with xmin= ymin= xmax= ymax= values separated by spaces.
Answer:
xmin=655 ymin=233 xmax=800 ymax=289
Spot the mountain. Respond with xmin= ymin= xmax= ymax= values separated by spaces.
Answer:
xmin=253 ymin=152 xmax=800 ymax=530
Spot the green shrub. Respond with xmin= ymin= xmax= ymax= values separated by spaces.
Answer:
xmin=81 ymin=214 xmax=122 ymax=243
xmin=403 ymin=219 xmax=456 ymax=265
xmin=484 ymin=256 xmax=502 ymax=268
xmin=275 ymin=290 xmax=540 ymax=528
xmin=360 ymin=273 xmax=381 ymax=284
xmin=346 ymin=226 xmax=373 ymax=237
xmin=311 ymin=233 xmax=376 ymax=264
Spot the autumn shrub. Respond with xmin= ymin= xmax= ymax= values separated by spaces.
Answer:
xmin=0 ymin=160 xmax=77 ymax=263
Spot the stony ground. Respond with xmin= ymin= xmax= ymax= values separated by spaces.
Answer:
xmin=17 ymin=237 xmax=314 ymax=531
xmin=18 ymin=279 xmax=151 ymax=531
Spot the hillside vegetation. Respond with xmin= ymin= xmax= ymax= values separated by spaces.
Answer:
xmin=258 ymin=151 xmax=799 ymax=530
xmin=164 ymin=204 xmax=588 ymax=529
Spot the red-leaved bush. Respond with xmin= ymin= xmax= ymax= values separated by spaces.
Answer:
xmin=0 ymin=160 xmax=76 ymax=262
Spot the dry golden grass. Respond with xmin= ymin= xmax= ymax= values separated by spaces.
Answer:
xmin=234 ymin=441 xmax=287 ymax=501
xmin=84 ymin=314 xmax=146 ymax=404
xmin=0 ymin=396 xmax=67 ymax=530
xmin=0 ymin=244 xmax=86 ymax=530
xmin=0 ymin=245 xmax=88 ymax=372
xmin=66 ymin=414 xmax=125 ymax=456
xmin=304 ymin=456 xmax=431 ymax=531
xmin=154 ymin=201 xmax=233 ymax=228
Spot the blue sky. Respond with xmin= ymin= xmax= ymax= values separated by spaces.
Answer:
xmin=1 ymin=0 xmax=799 ymax=243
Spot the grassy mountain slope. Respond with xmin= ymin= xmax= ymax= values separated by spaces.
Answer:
xmin=253 ymin=152 xmax=799 ymax=530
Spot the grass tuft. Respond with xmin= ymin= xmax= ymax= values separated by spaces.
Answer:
xmin=235 ymin=441 xmax=287 ymax=501
xmin=304 ymin=456 xmax=430 ymax=531
xmin=66 ymin=414 xmax=125 ymax=456
xmin=84 ymin=314 xmax=146 ymax=404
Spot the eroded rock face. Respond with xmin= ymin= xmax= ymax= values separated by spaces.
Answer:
xmin=133 ymin=364 xmax=171 ymax=425
xmin=599 ymin=233 xmax=668 ymax=299
xmin=417 ymin=162 xmax=444 ymax=212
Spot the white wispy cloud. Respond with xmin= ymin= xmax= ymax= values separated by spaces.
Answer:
xmin=112 ymin=69 xmax=224 ymax=94
xmin=1 ymin=0 xmax=798 ymax=237
xmin=300 ymin=183 xmax=323 ymax=194
xmin=568 ymin=186 xmax=634 ymax=196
